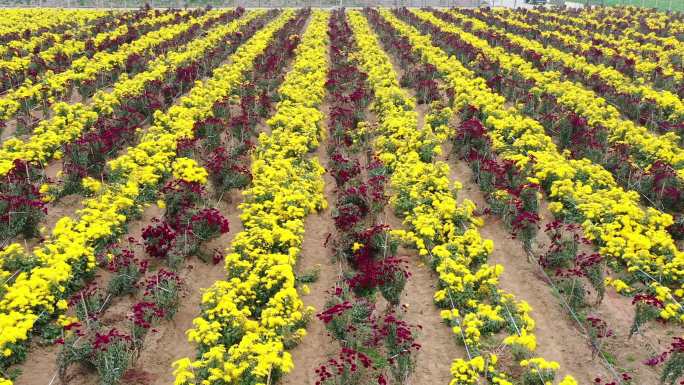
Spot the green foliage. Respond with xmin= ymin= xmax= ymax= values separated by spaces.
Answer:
xmin=144 ymin=271 xmax=181 ymax=320
xmin=630 ymin=301 xmax=661 ymax=338
xmin=558 ymin=277 xmax=586 ymax=313
xmin=107 ymin=253 xmax=145 ymax=297
xmin=379 ymin=269 xmax=407 ymax=306
xmin=58 ymin=331 xmax=135 ymax=385
xmin=296 ymin=266 xmax=320 ymax=284
xmin=94 ymin=339 xmax=134 ymax=385
xmin=521 ymin=366 xmax=556 ymax=385
xmin=662 ymin=352 xmax=684 ymax=385
xmin=584 ymin=261 xmax=605 ymax=303
xmin=75 ymin=288 xmax=108 ymax=323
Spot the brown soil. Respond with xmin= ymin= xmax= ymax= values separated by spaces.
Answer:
xmin=43 ymin=160 xmax=62 ymax=180
xmin=44 ymin=194 xmax=85 ymax=231
xmin=13 ymin=344 xmax=61 ymax=385
xmin=0 ymin=118 xmax=17 ymax=143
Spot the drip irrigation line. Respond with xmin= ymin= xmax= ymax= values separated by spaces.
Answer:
xmin=431 ymin=244 xmax=545 ymax=385
xmin=501 ymin=299 xmax=555 ymax=385
xmin=2 ymin=269 xmax=19 ymax=285
xmin=523 ymin=246 xmax=627 ymax=385
xmin=425 ymin=243 xmax=494 ymax=372
xmin=444 ymin=278 xmax=473 ymax=360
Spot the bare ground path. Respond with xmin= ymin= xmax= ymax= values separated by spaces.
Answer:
xmin=283 ymin=142 xmax=341 ymax=385
xmin=381 ymin=206 xmax=459 ymax=385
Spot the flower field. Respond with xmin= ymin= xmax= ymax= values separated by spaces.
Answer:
xmin=0 ymin=4 xmax=683 ymax=385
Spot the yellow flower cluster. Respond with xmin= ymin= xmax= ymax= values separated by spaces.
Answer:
xmin=0 ymin=10 xmax=294 ymax=368
xmin=172 ymin=157 xmax=208 ymax=185
xmin=0 ymin=10 xmax=263 ymax=179
xmin=0 ymin=9 xmax=223 ymax=123
xmin=0 ymin=102 xmax=97 ymax=176
xmin=459 ymin=8 xmax=684 ymax=126
xmin=173 ymin=11 xmax=329 ymax=385
xmin=520 ymin=357 xmax=561 ymax=374
xmin=492 ymin=7 xmax=683 ymax=87
xmin=81 ymin=176 xmax=102 ymax=194
xmin=414 ymin=9 xmax=684 ymax=181
xmin=109 ymin=8 xmax=289 ymax=184
xmin=450 ymin=354 xmax=504 ymax=385
xmin=449 ymin=353 xmax=577 ymax=385
xmin=605 ymin=277 xmax=632 ymax=294
xmin=503 ymin=328 xmax=537 ymax=351
xmin=352 ymin=9 xmax=575 ymax=385
xmin=405 ymin=9 xmax=684 ymax=322
xmin=1 ymin=12 xmax=105 ymax=55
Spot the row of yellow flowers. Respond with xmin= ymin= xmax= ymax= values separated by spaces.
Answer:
xmin=0 ymin=9 xmax=104 ymax=43
xmin=522 ymin=7 xmax=683 ymax=73
xmin=478 ymin=8 xmax=684 ymax=107
xmin=388 ymin=9 xmax=684 ymax=322
xmin=0 ymin=8 xmax=214 ymax=123
xmin=172 ymin=10 xmax=329 ymax=385
xmin=352 ymin=9 xmax=578 ymax=385
xmin=413 ymin=10 xmax=684 ymax=181
xmin=490 ymin=8 xmax=684 ymax=88
xmin=0 ymin=9 xmax=258 ymax=178
xmin=0 ymin=9 xmax=170 ymax=79
xmin=0 ymin=11 xmax=293 ymax=385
